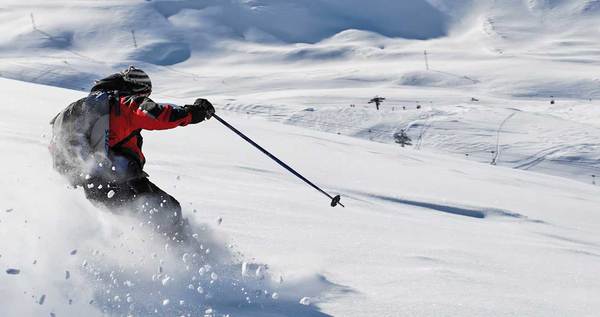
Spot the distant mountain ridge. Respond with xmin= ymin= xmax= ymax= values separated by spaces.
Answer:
xmin=1 ymin=0 xmax=599 ymax=68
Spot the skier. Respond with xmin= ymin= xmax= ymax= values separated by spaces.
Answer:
xmin=49 ymin=66 xmax=215 ymax=238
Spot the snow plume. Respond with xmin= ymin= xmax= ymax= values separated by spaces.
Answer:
xmin=1 ymin=132 xmax=333 ymax=317
xmin=0 ymin=179 xmax=333 ymax=317
xmin=69 ymin=210 xmax=329 ymax=317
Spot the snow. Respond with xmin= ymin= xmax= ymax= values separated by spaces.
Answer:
xmin=299 ymin=297 xmax=312 ymax=306
xmin=1 ymin=0 xmax=600 ymax=316
xmin=2 ymin=75 xmax=599 ymax=317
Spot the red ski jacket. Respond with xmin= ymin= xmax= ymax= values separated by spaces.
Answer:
xmin=110 ymin=95 xmax=193 ymax=166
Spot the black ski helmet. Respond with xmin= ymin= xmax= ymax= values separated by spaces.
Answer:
xmin=91 ymin=66 xmax=152 ymax=95
xmin=121 ymin=66 xmax=152 ymax=94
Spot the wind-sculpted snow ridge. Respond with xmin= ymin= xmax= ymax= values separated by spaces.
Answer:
xmin=152 ymin=0 xmax=454 ymax=43
xmin=0 ymin=0 xmax=465 ymax=90
xmin=0 ymin=0 xmax=460 ymax=62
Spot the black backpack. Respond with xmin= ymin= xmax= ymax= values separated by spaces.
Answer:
xmin=49 ymin=72 xmax=148 ymax=184
xmin=49 ymin=92 xmax=114 ymax=185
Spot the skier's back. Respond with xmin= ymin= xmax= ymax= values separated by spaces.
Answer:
xmin=50 ymin=66 xmax=214 ymax=238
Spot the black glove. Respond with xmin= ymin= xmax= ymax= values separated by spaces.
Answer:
xmin=185 ymin=98 xmax=215 ymax=123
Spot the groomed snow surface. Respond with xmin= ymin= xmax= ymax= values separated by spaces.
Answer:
xmin=1 ymin=0 xmax=600 ymax=316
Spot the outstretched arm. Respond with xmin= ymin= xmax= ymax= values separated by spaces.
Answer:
xmin=130 ymin=97 xmax=214 ymax=131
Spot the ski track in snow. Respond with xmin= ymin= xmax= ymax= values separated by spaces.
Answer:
xmin=349 ymin=191 xmax=546 ymax=223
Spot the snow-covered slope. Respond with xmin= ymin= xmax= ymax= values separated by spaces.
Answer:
xmin=1 ymin=1 xmax=600 ymax=315
xmin=1 ymin=77 xmax=600 ymax=316
xmin=1 ymin=0 xmax=600 ymax=184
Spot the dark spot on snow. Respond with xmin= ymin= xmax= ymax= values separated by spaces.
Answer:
xmin=286 ymin=47 xmax=350 ymax=61
xmin=409 ymin=255 xmax=444 ymax=263
xmin=39 ymin=294 xmax=46 ymax=305
xmin=70 ymin=249 xmax=77 ymax=255
xmin=6 ymin=268 xmax=20 ymax=275
xmin=235 ymin=165 xmax=276 ymax=175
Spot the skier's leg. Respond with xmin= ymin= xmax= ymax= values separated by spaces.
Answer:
xmin=128 ymin=178 xmax=184 ymax=239
xmin=150 ymin=181 xmax=185 ymax=240
xmin=84 ymin=175 xmax=185 ymax=240
xmin=83 ymin=177 xmax=137 ymax=210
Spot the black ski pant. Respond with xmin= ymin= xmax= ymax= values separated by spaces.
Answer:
xmin=84 ymin=177 xmax=183 ymax=237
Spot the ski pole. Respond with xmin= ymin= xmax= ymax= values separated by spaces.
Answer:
xmin=212 ymin=113 xmax=344 ymax=208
